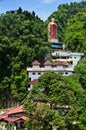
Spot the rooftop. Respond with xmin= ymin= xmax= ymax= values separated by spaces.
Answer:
xmin=44 ymin=60 xmax=52 ymax=66
xmin=32 ymin=60 xmax=40 ymax=65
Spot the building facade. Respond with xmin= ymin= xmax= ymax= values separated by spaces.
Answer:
xmin=27 ymin=18 xmax=84 ymax=90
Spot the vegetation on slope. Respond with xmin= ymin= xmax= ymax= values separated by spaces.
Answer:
xmin=0 ymin=7 xmax=50 ymax=107
xmin=0 ymin=1 xmax=86 ymax=108
xmin=24 ymin=71 xmax=86 ymax=130
xmin=47 ymin=1 xmax=86 ymax=52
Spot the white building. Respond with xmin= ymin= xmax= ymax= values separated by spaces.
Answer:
xmin=51 ymin=51 xmax=84 ymax=68
xmin=27 ymin=18 xmax=84 ymax=90
xmin=27 ymin=50 xmax=83 ymax=90
xmin=27 ymin=51 xmax=83 ymax=78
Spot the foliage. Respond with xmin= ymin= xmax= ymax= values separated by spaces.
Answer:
xmin=0 ymin=1 xmax=86 ymax=129
xmin=46 ymin=1 xmax=86 ymax=51
xmin=0 ymin=8 xmax=50 ymax=107
xmin=0 ymin=1 xmax=86 ymax=115
xmin=75 ymin=59 xmax=86 ymax=89
xmin=24 ymin=71 xmax=84 ymax=130
xmin=63 ymin=12 xmax=86 ymax=52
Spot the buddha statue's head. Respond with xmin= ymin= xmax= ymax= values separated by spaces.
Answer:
xmin=51 ymin=18 xmax=55 ymax=23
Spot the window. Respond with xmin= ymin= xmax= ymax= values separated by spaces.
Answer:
xmin=70 ymin=61 xmax=73 ymax=65
xmin=63 ymin=65 xmax=68 ymax=68
xmin=65 ymin=72 xmax=68 ymax=75
xmin=32 ymin=72 xmax=35 ymax=75
xmin=58 ymin=72 xmax=63 ymax=74
xmin=28 ymin=85 xmax=31 ymax=88
xmin=29 ymin=78 xmax=31 ymax=81
xmin=38 ymin=72 xmax=41 ymax=75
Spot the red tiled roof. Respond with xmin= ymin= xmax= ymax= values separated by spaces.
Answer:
xmin=0 ymin=105 xmax=25 ymax=120
xmin=44 ymin=60 xmax=52 ymax=66
xmin=29 ymin=79 xmax=38 ymax=85
xmin=3 ymin=117 xmax=17 ymax=122
xmin=0 ymin=105 xmax=28 ymax=123
xmin=0 ymin=109 xmax=12 ymax=119
xmin=3 ymin=116 xmax=28 ymax=122
xmin=21 ymin=116 xmax=28 ymax=121
xmin=6 ymin=105 xmax=25 ymax=115
xmin=32 ymin=60 xmax=40 ymax=66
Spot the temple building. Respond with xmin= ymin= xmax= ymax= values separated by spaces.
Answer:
xmin=27 ymin=18 xmax=84 ymax=90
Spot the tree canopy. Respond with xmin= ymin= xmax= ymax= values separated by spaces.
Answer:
xmin=0 ymin=8 xmax=50 ymax=107
xmin=0 ymin=1 xmax=86 ymax=112
xmin=0 ymin=1 xmax=86 ymax=129
xmin=75 ymin=59 xmax=86 ymax=90
xmin=63 ymin=11 xmax=86 ymax=53
xmin=24 ymin=71 xmax=85 ymax=130
xmin=46 ymin=1 xmax=86 ymax=52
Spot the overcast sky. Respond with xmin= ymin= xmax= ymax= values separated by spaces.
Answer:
xmin=0 ymin=0 xmax=84 ymax=21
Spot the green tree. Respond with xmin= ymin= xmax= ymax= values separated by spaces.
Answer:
xmin=75 ymin=59 xmax=86 ymax=89
xmin=0 ymin=8 xmax=49 ymax=107
xmin=63 ymin=12 xmax=86 ymax=53
xmin=10 ymin=70 xmax=28 ymax=102
xmin=46 ymin=1 xmax=86 ymax=41
xmin=24 ymin=71 xmax=82 ymax=130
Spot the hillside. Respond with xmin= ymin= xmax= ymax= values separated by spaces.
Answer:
xmin=0 ymin=8 xmax=50 ymax=108
xmin=0 ymin=1 xmax=86 ymax=108
xmin=46 ymin=1 xmax=86 ymax=53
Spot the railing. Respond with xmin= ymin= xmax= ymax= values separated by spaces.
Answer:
xmin=27 ymin=67 xmax=74 ymax=72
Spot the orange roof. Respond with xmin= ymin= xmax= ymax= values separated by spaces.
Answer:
xmin=32 ymin=60 xmax=40 ymax=66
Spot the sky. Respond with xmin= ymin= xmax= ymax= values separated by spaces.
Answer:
xmin=0 ymin=0 xmax=84 ymax=21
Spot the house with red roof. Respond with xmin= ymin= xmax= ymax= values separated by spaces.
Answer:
xmin=0 ymin=105 xmax=28 ymax=130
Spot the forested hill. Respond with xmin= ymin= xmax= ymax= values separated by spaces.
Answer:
xmin=47 ymin=1 xmax=86 ymax=53
xmin=0 ymin=7 xmax=50 ymax=108
xmin=0 ymin=1 xmax=86 ymax=108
